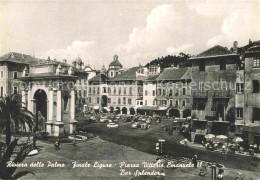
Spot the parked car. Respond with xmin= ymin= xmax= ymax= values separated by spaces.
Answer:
xmin=141 ymin=123 xmax=150 ymax=130
xmin=146 ymin=119 xmax=151 ymax=124
xmin=100 ymin=118 xmax=109 ymax=123
xmin=131 ymin=122 xmax=142 ymax=129
xmin=107 ymin=123 xmax=119 ymax=128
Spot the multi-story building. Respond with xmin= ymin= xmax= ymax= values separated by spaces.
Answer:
xmin=155 ymin=66 xmax=192 ymax=117
xmin=107 ymin=66 xmax=144 ymax=115
xmin=0 ymin=52 xmax=45 ymax=97
xmin=242 ymin=40 xmax=260 ymax=145
xmin=189 ymin=45 xmax=239 ymax=123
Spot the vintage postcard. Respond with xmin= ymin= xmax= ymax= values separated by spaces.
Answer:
xmin=0 ymin=0 xmax=260 ymax=179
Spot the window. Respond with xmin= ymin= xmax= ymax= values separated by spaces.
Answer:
xmin=78 ymin=79 xmax=81 ymax=85
xmin=0 ymin=86 xmax=3 ymax=97
xmin=175 ymin=100 xmax=179 ymax=107
xmin=116 ymin=72 xmax=118 ymax=76
xmin=84 ymin=90 xmax=87 ymax=97
xmin=0 ymin=71 xmax=3 ymax=78
xmin=145 ymin=90 xmax=148 ymax=96
xmin=236 ymin=108 xmax=243 ymax=119
xmin=128 ymin=98 xmax=132 ymax=105
xmin=193 ymin=99 xmax=207 ymax=110
xmin=140 ymin=101 xmax=143 ymax=105
xmin=13 ymin=71 xmax=18 ymax=79
xmin=253 ymin=80 xmax=259 ymax=93
xmin=108 ymin=98 xmax=111 ymax=103
xmin=182 ymin=100 xmax=186 ymax=107
xmin=170 ymin=100 xmax=172 ymax=106
xmin=119 ymin=87 xmax=121 ymax=95
xmin=97 ymin=88 xmax=100 ymax=94
xmin=124 ymin=87 xmax=126 ymax=95
xmin=97 ymin=97 xmax=99 ymax=104
xmin=129 ymin=87 xmax=132 ymax=95
xmin=219 ymin=61 xmax=226 ymax=70
xmin=79 ymin=90 xmax=81 ymax=97
xmin=123 ymin=97 xmax=126 ymax=105
xmin=253 ymin=58 xmax=260 ymax=68
xmin=110 ymin=71 xmax=114 ymax=77
xmin=13 ymin=86 xmax=18 ymax=94
xmin=236 ymin=83 xmax=244 ymax=93
xmin=158 ymin=89 xmax=161 ymax=95
xmin=89 ymin=87 xmax=92 ymax=94
xmin=89 ymin=97 xmax=91 ymax=103
xmin=153 ymin=100 xmax=157 ymax=105
xmin=93 ymin=88 xmax=95 ymax=94
xmin=183 ymin=88 xmax=186 ymax=95
xmin=108 ymin=87 xmax=111 ymax=94
xmin=163 ymin=89 xmax=166 ymax=96
xmin=64 ymin=95 xmax=69 ymax=111
xmin=114 ymin=87 xmax=116 ymax=94
xmin=199 ymin=61 xmax=205 ymax=72
xmin=169 ymin=90 xmax=172 ymax=97
xmin=153 ymin=90 xmax=155 ymax=96
xmin=252 ymin=108 xmax=260 ymax=122
xmin=145 ymin=100 xmax=147 ymax=105
xmin=118 ymin=98 xmax=121 ymax=104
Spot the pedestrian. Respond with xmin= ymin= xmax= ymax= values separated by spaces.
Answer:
xmin=54 ymin=140 xmax=59 ymax=150
xmin=73 ymin=138 xmax=76 ymax=147
xmin=192 ymin=154 xmax=198 ymax=168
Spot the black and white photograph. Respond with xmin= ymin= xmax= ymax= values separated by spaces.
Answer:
xmin=0 ymin=0 xmax=260 ymax=179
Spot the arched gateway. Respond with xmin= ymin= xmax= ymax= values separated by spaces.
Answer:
xmin=20 ymin=63 xmax=77 ymax=136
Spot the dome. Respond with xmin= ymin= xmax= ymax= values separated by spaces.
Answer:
xmin=109 ymin=55 xmax=123 ymax=68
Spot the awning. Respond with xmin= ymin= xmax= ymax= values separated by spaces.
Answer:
xmin=93 ymin=106 xmax=99 ymax=110
xmin=137 ymin=106 xmax=158 ymax=110
xmin=244 ymin=124 xmax=260 ymax=133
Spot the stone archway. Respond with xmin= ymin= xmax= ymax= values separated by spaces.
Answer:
xmin=115 ymin=107 xmax=121 ymax=114
xmin=183 ymin=109 xmax=191 ymax=118
xmin=122 ymin=107 xmax=127 ymax=114
xmin=130 ymin=107 xmax=135 ymax=115
xmin=33 ymin=89 xmax=47 ymax=131
xmin=169 ymin=108 xmax=180 ymax=118
xmin=110 ymin=106 xmax=114 ymax=113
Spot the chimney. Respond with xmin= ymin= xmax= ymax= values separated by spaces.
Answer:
xmin=233 ymin=41 xmax=238 ymax=53
xmin=63 ymin=59 xmax=67 ymax=63
xmin=46 ymin=56 xmax=50 ymax=64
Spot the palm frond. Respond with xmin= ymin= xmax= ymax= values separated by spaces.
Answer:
xmin=2 ymin=139 xmax=18 ymax=162
xmin=12 ymin=170 xmax=35 ymax=179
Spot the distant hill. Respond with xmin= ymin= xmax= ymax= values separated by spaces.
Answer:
xmin=145 ymin=53 xmax=192 ymax=70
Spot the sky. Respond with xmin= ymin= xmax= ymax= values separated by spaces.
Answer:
xmin=0 ymin=0 xmax=260 ymax=69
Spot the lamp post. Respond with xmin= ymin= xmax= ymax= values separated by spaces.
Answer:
xmin=158 ymin=139 xmax=165 ymax=156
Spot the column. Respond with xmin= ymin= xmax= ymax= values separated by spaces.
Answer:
xmin=54 ymin=88 xmax=64 ymax=136
xmin=46 ymin=88 xmax=53 ymax=135
xmin=69 ymin=89 xmax=77 ymax=134
xmin=27 ymin=89 xmax=33 ymax=112
xmin=56 ymin=89 xmax=62 ymax=122
xmin=22 ymin=90 xmax=26 ymax=107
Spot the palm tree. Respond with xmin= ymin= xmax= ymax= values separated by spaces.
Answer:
xmin=0 ymin=94 xmax=35 ymax=145
xmin=0 ymin=139 xmax=35 ymax=179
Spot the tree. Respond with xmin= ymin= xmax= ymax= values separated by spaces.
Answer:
xmin=0 ymin=139 xmax=35 ymax=179
xmin=0 ymin=94 xmax=35 ymax=145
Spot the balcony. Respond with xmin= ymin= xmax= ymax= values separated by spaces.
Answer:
xmin=193 ymin=91 xmax=208 ymax=98
xmin=213 ymin=91 xmax=231 ymax=98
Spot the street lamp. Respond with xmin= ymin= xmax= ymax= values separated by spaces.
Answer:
xmin=158 ymin=139 xmax=165 ymax=156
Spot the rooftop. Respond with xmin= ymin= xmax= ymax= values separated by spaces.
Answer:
xmin=108 ymin=67 xmax=140 ymax=81
xmin=109 ymin=55 xmax=123 ymax=68
xmin=156 ymin=67 xmax=191 ymax=81
xmin=89 ymin=73 xmax=109 ymax=82
xmin=190 ymin=45 xmax=236 ymax=59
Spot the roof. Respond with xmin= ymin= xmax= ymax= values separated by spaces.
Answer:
xmin=108 ymin=67 xmax=140 ymax=81
xmin=0 ymin=52 xmax=45 ymax=65
xmin=190 ymin=45 xmax=235 ymax=59
xmin=88 ymin=73 xmax=109 ymax=82
xmin=0 ymin=52 xmax=87 ymax=74
xmin=109 ymin=55 xmax=123 ymax=68
xmin=146 ymin=75 xmax=159 ymax=81
xmin=156 ymin=68 xmax=191 ymax=81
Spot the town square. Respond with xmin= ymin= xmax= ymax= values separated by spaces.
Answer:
xmin=0 ymin=0 xmax=260 ymax=179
